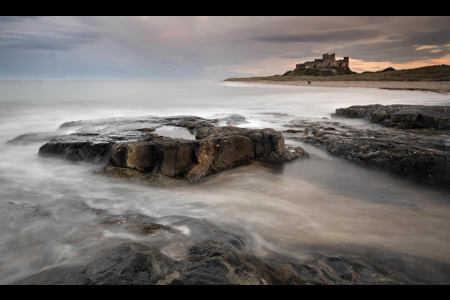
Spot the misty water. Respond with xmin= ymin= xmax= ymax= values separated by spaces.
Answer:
xmin=1 ymin=80 xmax=450 ymax=284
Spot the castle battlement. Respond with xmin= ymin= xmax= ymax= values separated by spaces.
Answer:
xmin=296 ymin=53 xmax=349 ymax=70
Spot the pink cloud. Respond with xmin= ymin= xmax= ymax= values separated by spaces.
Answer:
xmin=349 ymin=55 xmax=450 ymax=72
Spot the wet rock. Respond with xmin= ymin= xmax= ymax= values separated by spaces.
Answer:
xmin=285 ymin=119 xmax=450 ymax=187
xmin=136 ymin=128 xmax=156 ymax=133
xmin=38 ymin=115 xmax=307 ymax=182
xmin=334 ymin=104 xmax=450 ymax=129
xmin=6 ymin=132 xmax=61 ymax=145
xmin=13 ymin=214 xmax=290 ymax=285
xmin=289 ymin=249 xmax=450 ymax=285
xmin=218 ymin=114 xmax=248 ymax=125
xmin=174 ymin=240 xmax=304 ymax=285
xmin=100 ymin=214 xmax=172 ymax=236
xmin=12 ymin=212 xmax=450 ymax=285
xmin=15 ymin=233 xmax=450 ymax=285
xmin=108 ymin=126 xmax=306 ymax=182
xmin=15 ymin=241 xmax=304 ymax=285
xmin=39 ymin=140 xmax=113 ymax=163
xmin=99 ymin=165 xmax=186 ymax=186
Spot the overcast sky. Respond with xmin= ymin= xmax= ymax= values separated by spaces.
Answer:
xmin=1 ymin=16 xmax=449 ymax=79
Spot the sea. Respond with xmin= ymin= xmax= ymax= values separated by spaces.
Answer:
xmin=0 ymin=79 xmax=449 ymax=283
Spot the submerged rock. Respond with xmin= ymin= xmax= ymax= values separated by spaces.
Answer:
xmin=100 ymin=213 xmax=173 ymax=236
xmin=6 ymin=132 xmax=62 ymax=145
xmin=218 ymin=114 xmax=248 ymax=126
xmin=15 ymin=241 xmax=303 ymax=285
xmin=14 ymin=214 xmax=303 ymax=285
xmin=333 ymin=104 xmax=450 ymax=129
xmin=37 ymin=115 xmax=307 ymax=183
xmin=15 ymin=214 xmax=450 ymax=285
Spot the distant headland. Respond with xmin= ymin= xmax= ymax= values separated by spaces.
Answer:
xmin=224 ymin=53 xmax=450 ymax=93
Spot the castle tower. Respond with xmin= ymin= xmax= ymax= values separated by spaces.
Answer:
xmin=343 ymin=57 xmax=349 ymax=68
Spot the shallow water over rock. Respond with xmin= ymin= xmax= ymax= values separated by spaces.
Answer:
xmin=154 ymin=126 xmax=196 ymax=140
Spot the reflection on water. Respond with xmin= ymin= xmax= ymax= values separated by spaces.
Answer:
xmin=0 ymin=80 xmax=449 ymax=283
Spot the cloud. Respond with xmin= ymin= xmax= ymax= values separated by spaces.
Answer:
xmin=253 ymin=29 xmax=383 ymax=43
xmin=0 ymin=16 xmax=449 ymax=79
xmin=250 ymin=16 xmax=450 ymax=67
xmin=416 ymin=45 xmax=440 ymax=51
xmin=0 ymin=30 xmax=105 ymax=51
xmin=0 ymin=16 xmax=39 ymax=23
xmin=0 ymin=16 xmax=107 ymax=51
xmin=411 ymin=29 xmax=450 ymax=46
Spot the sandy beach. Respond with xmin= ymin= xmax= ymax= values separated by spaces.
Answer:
xmin=229 ymin=80 xmax=450 ymax=93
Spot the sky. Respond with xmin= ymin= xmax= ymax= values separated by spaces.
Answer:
xmin=0 ymin=16 xmax=449 ymax=80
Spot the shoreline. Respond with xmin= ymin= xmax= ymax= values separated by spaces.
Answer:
xmin=225 ymin=80 xmax=450 ymax=94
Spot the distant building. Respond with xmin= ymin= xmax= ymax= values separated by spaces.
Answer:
xmin=295 ymin=53 xmax=350 ymax=70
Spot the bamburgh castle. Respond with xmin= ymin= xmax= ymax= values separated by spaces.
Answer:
xmin=295 ymin=53 xmax=349 ymax=70
xmin=281 ymin=53 xmax=354 ymax=76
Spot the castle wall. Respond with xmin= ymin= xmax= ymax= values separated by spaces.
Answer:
xmin=295 ymin=53 xmax=349 ymax=70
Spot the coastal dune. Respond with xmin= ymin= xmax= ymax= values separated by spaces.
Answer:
xmin=227 ymin=80 xmax=450 ymax=93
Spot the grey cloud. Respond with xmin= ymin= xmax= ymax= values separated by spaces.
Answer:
xmin=1 ymin=16 xmax=449 ymax=79
xmin=253 ymin=29 xmax=383 ymax=43
xmin=408 ymin=29 xmax=450 ymax=46
xmin=250 ymin=16 xmax=450 ymax=65
xmin=0 ymin=29 xmax=106 ymax=51
xmin=0 ymin=16 xmax=40 ymax=23
xmin=337 ymin=40 xmax=450 ymax=63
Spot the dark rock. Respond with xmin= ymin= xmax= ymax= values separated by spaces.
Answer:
xmin=285 ymin=119 xmax=450 ymax=187
xmin=15 ymin=235 xmax=450 ymax=285
xmin=39 ymin=140 xmax=113 ymax=163
xmin=6 ymin=132 xmax=62 ymax=145
xmin=136 ymin=128 xmax=156 ymax=133
xmin=100 ymin=214 xmax=172 ymax=236
xmin=218 ymin=114 xmax=248 ymax=125
xmin=15 ymin=240 xmax=304 ymax=285
xmin=284 ymin=129 xmax=303 ymax=133
xmin=289 ymin=249 xmax=450 ymax=285
xmin=80 ymin=243 xmax=179 ymax=285
xmin=38 ymin=115 xmax=307 ymax=182
xmin=99 ymin=165 xmax=186 ymax=186
xmin=334 ymin=104 xmax=450 ymax=129
xmin=13 ymin=213 xmax=304 ymax=285
xmin=13 ymin=211 xmax=450 ymax=285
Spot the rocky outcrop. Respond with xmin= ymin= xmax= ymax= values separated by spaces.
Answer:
xmin=39 ymin=140 xmax=113 ymax=162
xmin=284 ymin=118 xmax=450 ymax=187
xmin=334 ymin=104 xmax=450 ymax=129
xmin=37 ymin=116 xmax=307 ymax=182
xmin=15 ymin=213 xmax=450 ymax=285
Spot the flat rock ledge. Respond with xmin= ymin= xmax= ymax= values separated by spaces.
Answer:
xmin=285 ymin=116 xmax=450 ymax=187
xmin=333 ymin=104 xmax=450 ymax=129
xmin=38 ymin=116 xmax=307 ymax=182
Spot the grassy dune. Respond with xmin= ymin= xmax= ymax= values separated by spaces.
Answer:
xmin=225 ymin=65 xmax=450 ymax=82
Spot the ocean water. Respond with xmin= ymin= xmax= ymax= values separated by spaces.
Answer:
xmin=0 ymin=80 xmax=449 ymax=283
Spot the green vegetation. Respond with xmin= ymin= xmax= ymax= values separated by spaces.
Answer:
xmin=225 ymin=65 xmax=450 ymax=82
xmin=380 ymin=67 xmax=396 ymax=72
xmin=283 ymin=66 xmax=355 ymax=77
